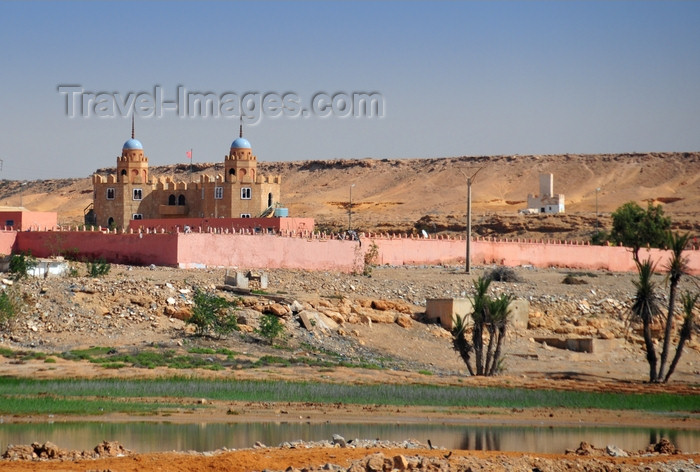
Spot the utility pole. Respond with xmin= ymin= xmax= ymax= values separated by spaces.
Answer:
xmin=595 ymin=187 xmax=601 ymax=230
xmin=461 ymin=167 xmax=484 ymax=274
xmin=348 ymin=184 xmax=355 ymax=231
xmin=19 ymin=181 xmax=27 ymax=208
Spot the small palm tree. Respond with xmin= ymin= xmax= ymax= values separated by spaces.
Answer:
xmin=631 ymin=259 xmax=662 ymax=382
xmin=451 ymin=314 xmax=475 ymax=376
xmin=663 ymin=292 xmax=698 ymax=383
xmin=471 ymin=277 xmax=491 ymax=376
xmin=486 ymin=293 xmax=513 ymax=376
xmin=657 ymin=232 xmax=690 ymax=380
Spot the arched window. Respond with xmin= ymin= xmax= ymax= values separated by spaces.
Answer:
xmin=107 ymin=217 xmax=114 ymax=228
xmin=268 ymin=192 xmax=273 ymax=208
xmin=168 ymin=194 xmax=176 ymax=205
xmin=178 ymin=194 xmax=186 ymax=206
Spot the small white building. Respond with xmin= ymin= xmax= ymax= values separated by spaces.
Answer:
xmin=523 ymin=173 xmax=565 ymax=214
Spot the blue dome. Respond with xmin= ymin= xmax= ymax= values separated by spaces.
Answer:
xmin=231 ymin=137 xmax=251 ymax=149
xmin=123 ymin=138 xmax=143 ymax=150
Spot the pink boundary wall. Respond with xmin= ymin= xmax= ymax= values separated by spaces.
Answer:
xmin=2 ymin=230 xmax=698 ymax=274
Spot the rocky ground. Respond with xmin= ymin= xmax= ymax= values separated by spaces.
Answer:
xmin=0 ymin=261 xmax=698 ymax=386
xmin=2 ymin=437 xmax=698 ymax=472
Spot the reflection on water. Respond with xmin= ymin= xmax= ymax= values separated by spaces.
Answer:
xmin=0 ymin=421 xmax=697 ymax=454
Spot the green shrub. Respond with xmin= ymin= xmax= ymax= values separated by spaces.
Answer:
xmin=591 ymin=230 xmax=609 ymax=246
xmin=255 ymin=313 xmax=285 ymax=345
xmin=187 ymin=289 xmax=239 ymax=338
xmin=9 ymin=252 xmax=37 ymax=280
xmin=0 ymin=288 xmax=21 ymax=329
xmin=86 ymin=258 xmax=110 ymax=277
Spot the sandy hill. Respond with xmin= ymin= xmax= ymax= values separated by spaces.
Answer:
xmin=1 ymin=151 xmax=698 ymax=240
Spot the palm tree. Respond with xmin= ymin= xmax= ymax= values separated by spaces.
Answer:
xmin=471 ymin=277 xmax=491 ymax=376
xmin=486 ymin=293 xmax=513 ymax=376
xmin=657 ymin=232 xmax=690 ymax=381
xmin=631 ymin=259 xmax=662 ymax=382
xmin=663 ymin=292 xmax=698 ymax=383
xmin=451 ymin=314 xmax=475 ymax=376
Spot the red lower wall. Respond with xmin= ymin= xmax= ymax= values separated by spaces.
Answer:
xmin=15 ymin=231 xmax=179 ymax=266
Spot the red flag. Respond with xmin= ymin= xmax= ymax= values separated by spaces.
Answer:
xmin=186 ymin=150 xmax=192 ymax=159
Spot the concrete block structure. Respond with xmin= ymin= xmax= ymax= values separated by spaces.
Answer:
xmin=90 ymin=124 xmax=281 ymax=230
xmin=425 ymin=298 xmax=473 ymax=330
xmin=524 ymin=173 xmax=565 ymax=214
xmin=426 ymin=297 xmax=529 ymax=331
xmin=508 ymin=298 xmax=530 ymax=330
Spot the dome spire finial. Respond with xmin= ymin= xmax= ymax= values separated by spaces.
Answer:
xmin=239 ymin=115 xmax=243 ymax=138
xmin=131 ymin=114 xmax=135 ymax=139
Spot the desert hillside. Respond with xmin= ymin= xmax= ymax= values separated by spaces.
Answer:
xmin=1 ymin=151 xmax=698 ymax=239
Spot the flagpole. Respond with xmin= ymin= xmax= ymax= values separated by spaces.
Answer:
xmin=189 ymin=148 xmax=193 ymax=180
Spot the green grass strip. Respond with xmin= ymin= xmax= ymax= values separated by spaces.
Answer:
xmin=0 ymin=377 xmax=696 ymax=413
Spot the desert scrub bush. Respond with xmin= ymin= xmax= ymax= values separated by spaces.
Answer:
xmin=484 ymin=266 xmax=521 ymax=282
xmin=256 ymin=313 xmax=285 ymax=345
xmin=363 ymin=241 xmax=380 ymax=276
xmin=187 ymin=289 xmax=239 ymax=338
xmin=0 ymin=288 xmax=22 ymax=330
xmin=562 ymin=274 xmax=588 ymax=285
xmin=9 ymin=251 xmax=37 ymax=280
xmin=86 ymin=258 xmax=110 ymax=277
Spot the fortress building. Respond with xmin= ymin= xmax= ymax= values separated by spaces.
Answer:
xmin=90 ymin=123 xmax=282 ymax=229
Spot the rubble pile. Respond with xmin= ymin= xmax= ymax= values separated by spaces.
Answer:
xmin=2 ymin=440 xmax=130 ymax=461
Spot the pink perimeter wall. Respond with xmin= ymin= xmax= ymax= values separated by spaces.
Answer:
xmin=176 ymin=233 xmax=358 ymax=271
xmin=2 ymin=230 xmax=698 ymax=275
xmin=176 ymin=234 xmax=700 ymax=274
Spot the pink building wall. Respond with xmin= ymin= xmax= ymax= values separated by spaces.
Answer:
xmin=1 ymin=230 xmax=697 ymax=275
xmin=0 ymin=210 xmax=58 ymax=231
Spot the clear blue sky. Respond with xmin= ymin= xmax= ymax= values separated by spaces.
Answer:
xmin=1 ymin=1 xmax=699 ymax=180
